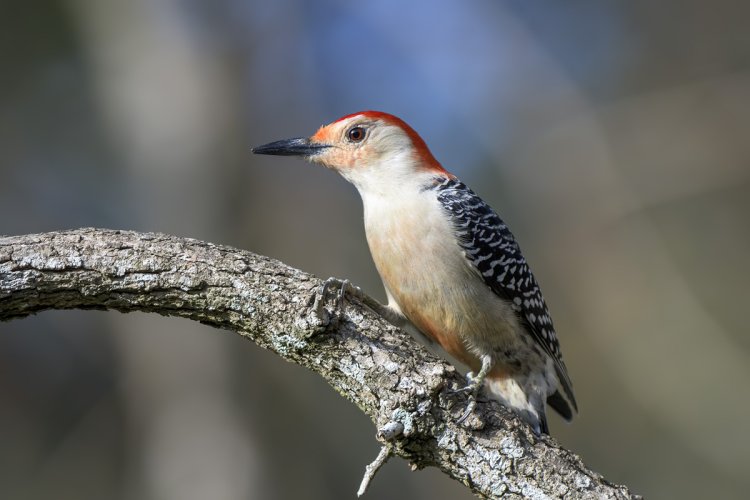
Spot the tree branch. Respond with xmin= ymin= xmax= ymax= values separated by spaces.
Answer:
xmin=0 ymin=228 xmax=638 ymax=499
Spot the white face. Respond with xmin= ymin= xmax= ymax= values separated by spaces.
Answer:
xmin=309 ymin=116 xmax=411 ymax=174
xmin=253 ymin=111 xmax=448 ymax=194
xmin=306 ymin=113 xmax=445 ymax=193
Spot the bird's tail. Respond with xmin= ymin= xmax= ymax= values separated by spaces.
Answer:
xmin=485 ymin=374 xmax=548 ymax=435
xmin=547 ymin=362 xmax=578 ymax=422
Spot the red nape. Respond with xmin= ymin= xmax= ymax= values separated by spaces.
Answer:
xmin=334 ymin=111 xmax=448 ymax=174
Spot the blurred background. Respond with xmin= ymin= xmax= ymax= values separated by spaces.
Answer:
xmin=1 ymin=1 xmax=748 ymax=499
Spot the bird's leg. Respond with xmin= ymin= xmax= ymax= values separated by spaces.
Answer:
xmin=312 ymin=277 xmax=409 ymax=328
xmin=456 ymin=354 xmax=493 ymax=424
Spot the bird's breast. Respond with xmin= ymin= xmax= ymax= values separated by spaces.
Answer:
xmin=361 ymin=190 xmax=521 ymax=369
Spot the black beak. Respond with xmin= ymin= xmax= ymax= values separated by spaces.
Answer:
xmin=252 ymin=137 xmax=330 ymax=157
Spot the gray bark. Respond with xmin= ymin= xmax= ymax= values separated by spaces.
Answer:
xmin=0 ymin=228 xmax=639 ymax=499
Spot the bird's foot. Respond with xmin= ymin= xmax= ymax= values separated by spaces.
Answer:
xmin=455 ymin=373 xmax=483 ymax=424
xmin=310 ymin=277 xmax=365 ymax=321
xmin=454 ymin=355 xmax=493 ymax=425
xmin=451 ymin=370 xmax=482 ymax=394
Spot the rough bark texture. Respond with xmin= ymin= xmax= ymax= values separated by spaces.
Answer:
xmin=0 ymin=228 xmax=638 ymax=499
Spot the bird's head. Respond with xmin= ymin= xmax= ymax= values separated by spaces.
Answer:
xmin=252 ymin=111 xmax=449 ymax=192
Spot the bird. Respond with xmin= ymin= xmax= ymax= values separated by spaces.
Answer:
xmin=252 ymin=111 xmax=577 ymax=435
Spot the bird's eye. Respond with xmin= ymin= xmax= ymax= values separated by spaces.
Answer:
xmin=347 ymin=126 xmax=366 ymax=143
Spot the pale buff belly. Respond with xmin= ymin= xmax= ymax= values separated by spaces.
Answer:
xmin=364 ymin=201 xmax=525 ymax=373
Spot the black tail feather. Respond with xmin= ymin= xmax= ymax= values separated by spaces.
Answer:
xmin=547 ymin=389 xmax=574 ymax=421
xmin=539 ymin=412 xmax=549 ymax=435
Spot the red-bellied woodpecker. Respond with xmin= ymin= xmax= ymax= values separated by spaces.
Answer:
xmin=252 ymin=111 xmax=577 ymax=434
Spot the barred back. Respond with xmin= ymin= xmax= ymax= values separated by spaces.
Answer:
xmin=432 ymin=177 xmax=577 ymax=417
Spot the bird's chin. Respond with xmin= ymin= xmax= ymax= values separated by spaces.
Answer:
xmin=306 ymin=153 xmax=330 ymax=167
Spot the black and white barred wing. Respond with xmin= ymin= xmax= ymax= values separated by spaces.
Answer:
xmin=434 ymin=178 xmax=577 ymax=418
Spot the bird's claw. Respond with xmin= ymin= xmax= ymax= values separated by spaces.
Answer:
xmin=311 ymin=277 xmax=363 ymax=318
xmin=456 ymin=398 xmax=478 ymax=425
xmin=453 ymin=355 xmax=493 ymax=425
xmin=454 ymin=373 xmax=484 ymax=424
xmin=449 ymin=371 xmax=479 ymax=395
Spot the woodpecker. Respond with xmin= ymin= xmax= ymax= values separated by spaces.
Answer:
xmin=252 ymin=111 xmax=577 ymax=434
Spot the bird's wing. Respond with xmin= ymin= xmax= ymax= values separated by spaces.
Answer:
xmin=433 ymin=177 xmax=577 ymax=417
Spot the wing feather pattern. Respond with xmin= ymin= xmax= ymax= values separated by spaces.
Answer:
xmin=433 ymin=177 xmax=577 ymax=418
